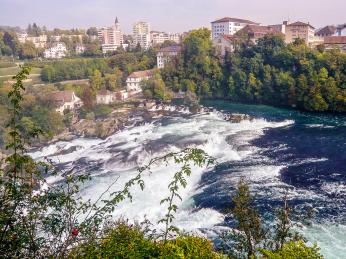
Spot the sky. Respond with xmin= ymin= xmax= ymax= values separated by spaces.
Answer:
xmin=0 ymin=0 xmax=345 ymax=33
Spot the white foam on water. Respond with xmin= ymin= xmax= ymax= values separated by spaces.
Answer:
xmin=31 ymin=111 xmax=345 ymax=257
xmin=302 ymin=223 xmax=346 ymax=259
xmin=30 ymin=112 xmax=295 ymax=240
xmin=306 ymin=124 xmax=336 ymax=129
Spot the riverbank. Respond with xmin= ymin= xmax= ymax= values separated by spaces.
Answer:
xmin=46 ymin=100 xmax=254 ymax=146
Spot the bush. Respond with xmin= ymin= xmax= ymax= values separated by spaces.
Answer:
xmin=93 ymin=105 xmax=113 ymax=119
xmin=70 ymin=222 xmax=223 ymax=259
xmin=259 ymin=241 xmax=323 ymax=259
xmin=160 ymin=236 xmax=223 ymax=259
xmin=70 ymin=221 xmax=159 ymax=258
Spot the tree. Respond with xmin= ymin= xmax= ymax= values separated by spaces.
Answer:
xmin=19 ymin=41 xmax=37 ymax=59
xmin=86 ymin=27 xmax=98 ymax=37
xmin=81 ymin=86 xmax=95 ymax=109
xmin=142 ymin=74 xmax=172 ymax=101
xmin=90 ymin=69 xmax=104 ymax=92
xmin=32 ymin=23 xmax=42 ymax=37
xmin=231 ymin=179 xmax=266 ymax=258
xmin=104 ymin=73 xmax=120 ymax=91
xmin=3 ymin=31 xmax=20 ymax=55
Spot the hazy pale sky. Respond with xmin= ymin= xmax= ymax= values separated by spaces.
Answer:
xmin=0 ymin=0 xmax=345 ymax=33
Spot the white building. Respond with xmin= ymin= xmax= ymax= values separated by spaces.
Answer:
xmin=98 ymin=17 xmax=123 ymax=53
xmin=151 ymin=31 xmax=169 ymax=46
xmin=96 ymin=89 xmax=129 ymax=104
xmin=211 ymin=17 xmax=259 ymax=40
xmin=50 ymin=91 xmax=83 ymax=115
xmin=96 ymin=89 xmax=115 ymax=105
xmin=17 ymin=33 xmax=48 ymax=48
xmin=44 ymin=42 xmax=67 ymax=59
xmin=169 ymin=33 xmax=182 ymax=44
xmin=157 ymin=45 xmax=181 ymax=68
xmin=336 ymin=24 xmax=346 ymax=36
xmin=126 ymin=69 xmax=154 ymax=92
xmin=133 ymin=21 xmax=151 ymax=49
xmin=151 ymin=31 xmax=182 ymax=46
xmin=17 ymin=32 xmax=28 ymax=43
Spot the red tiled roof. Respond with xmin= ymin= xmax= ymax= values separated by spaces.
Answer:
xmin=128 ymin=69 xmax=155 ymax=78
xmin=50 ymin=90 xmax=74 ymax=102
xmin=97 ymin=89 xmax=112 ymax=96
xmin=287 ymin=21 xmax=315 ymax=29
xmin=324 ymin=36 xmax=346 ymax=44
xmin=316 ymin=25 xmax=337 ymax=36
xmin=236 ymin=25 xmax=282 ymax=36
xmin=222 ymin=35 xmax=234 ymax=41
xmin=212 ymin=17 xmax=258 ymax=25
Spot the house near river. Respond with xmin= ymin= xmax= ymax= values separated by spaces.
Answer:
xmin=96 ymin=89 xmax=129 ymax=105
xmin=50 ymin=90 xmax=83 ymax=115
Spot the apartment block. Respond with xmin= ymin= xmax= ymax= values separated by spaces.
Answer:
xmin=211 ymin=17 xmax=258 ymax=40
xmin=98 ymin=17 xmax=123 ymax=53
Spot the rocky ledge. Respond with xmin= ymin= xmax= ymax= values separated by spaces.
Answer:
xmin=51 ymin=101 xmax=253 ymax=142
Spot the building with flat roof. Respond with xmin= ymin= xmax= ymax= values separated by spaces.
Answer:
xmin=211 ymin=17 xmax=259 ymax=40
xmin=133 ymin=21 xmax=151 ymax=49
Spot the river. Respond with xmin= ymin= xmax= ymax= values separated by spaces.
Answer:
xmin=30 ymin=101 xmax=346 ymax=258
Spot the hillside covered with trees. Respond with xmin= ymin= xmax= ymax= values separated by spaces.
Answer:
xmin=161 ymin=29 xmax=346 ymax=113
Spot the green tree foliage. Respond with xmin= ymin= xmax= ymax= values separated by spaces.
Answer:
xmin=89 ymin=69 xmax=104 ymax=91
xmin=70 ymin=221 xmax=223 ymax=258
xmin=27 ymin=23 xmax=42 ymax=37
xmin=162 ymin=31 xmax=346 ymax=113
xmin=226 ymin=179 xmax=266 ymax=258
xmin=19 ymin=41 xmax=38 ymax=59
xmin=142 ymin=73 xmax=173 ymax=101
xmin=223 ymin=35 xmax=346 ymax=112
xmin=86 ymin=27 xmax=98 ymax=37
xmin=2 ymin=31 xmax=20 ymax=56
xmin=161 ymin=28 xmax=223 ymax=98
xmin=41 ymin=58 xmax=112 ymax=82
xmin=260 ymin=241 xmax=323 ymax=259
xmin=40 ymin=49 xmax=156 ymax=83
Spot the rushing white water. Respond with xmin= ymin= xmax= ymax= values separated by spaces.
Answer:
xmin=30 ymin=111 xmax=294 ymax=235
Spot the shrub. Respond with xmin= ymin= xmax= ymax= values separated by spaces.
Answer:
xmin=70 ymin=222 xmax=224 ymax=259
xmin=70 ymin=221 xmax=159 ymax=258
xmin=259 ymin=240 xmax=323 ymax=259
xmin=160 ymin=236 xmax=223 ymax=259
xmin=93 ymin=105 xmax=113 ymax=119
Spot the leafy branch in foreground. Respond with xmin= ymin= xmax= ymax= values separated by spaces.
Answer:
xmin=158 ymin=148 xmax=215 ymax=242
